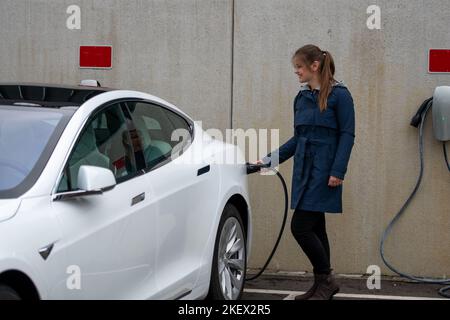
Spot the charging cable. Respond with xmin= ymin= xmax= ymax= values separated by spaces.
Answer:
xmin=245 ymin=163 xmax=289 ymax=281
xmin=380 ymin=98 xmax=450 ymax=298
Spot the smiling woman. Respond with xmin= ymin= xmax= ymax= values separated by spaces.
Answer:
xmin=258 ymin=44 xmax=356 ymax=300
xmin=0 ymin=106 xmax=73 ymax=198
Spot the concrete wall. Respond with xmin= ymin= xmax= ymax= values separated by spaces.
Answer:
xmin=0 ymin=0 xmax=449 ymax=278
xmin=0 ymin=0 xmax=233 ymax=132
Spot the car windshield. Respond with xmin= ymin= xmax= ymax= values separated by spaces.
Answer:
xmin=0 ymin=106 xmax=73 ymax=198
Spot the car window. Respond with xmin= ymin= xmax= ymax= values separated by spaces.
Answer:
xmin=163 ymin=107 xmax=193 ymax=157
xmin=125 ymin=102 xmax=192 ymax=171
xmin=0 ymin=106 xmax=72 ymax=198
xmin=57 ymin=103 xmax=145 ymax=192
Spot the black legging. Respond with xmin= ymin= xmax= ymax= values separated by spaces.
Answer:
xmin=291 ymin=209 xmax=331 ymax=275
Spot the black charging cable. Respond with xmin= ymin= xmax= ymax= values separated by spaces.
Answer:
xmin=442 ymin=142 xmax=450 ymax=172
xmin=244 ymin=162 xmax=289 ymax=281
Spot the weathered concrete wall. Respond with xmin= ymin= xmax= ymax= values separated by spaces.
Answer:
xmin=0 ymin=0 xmax=232 ymax=132
xmin=0 ymin=0 xmax=449 ymax=277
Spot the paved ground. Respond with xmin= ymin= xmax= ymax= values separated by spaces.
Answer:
xmin=242 ymin=273 xmax=448 ymax=300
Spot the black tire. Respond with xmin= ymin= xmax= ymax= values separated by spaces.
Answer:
xmin=207 ymin=203 xmax=247 ymax=300
xmin=0 ymin=284 xmax=21 ymax=300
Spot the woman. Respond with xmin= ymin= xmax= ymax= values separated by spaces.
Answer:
xmin=257 ymin=44 xmax=355 ymax=300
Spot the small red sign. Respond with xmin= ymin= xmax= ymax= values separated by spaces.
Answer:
xmin=79 ymin=46 xmax=112 ymax=69
xmin=429 ymin=49 xmax=450 ymax=73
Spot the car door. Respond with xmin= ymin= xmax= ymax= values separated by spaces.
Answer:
xmin=125 ymin=101 xmax=220 ymax=299
xmin=47 ymin=102 xmax=157 ymax=299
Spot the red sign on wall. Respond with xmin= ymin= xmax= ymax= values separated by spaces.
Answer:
xmin=79 ymin=46 xmax=113 ymax=69
xmin=429 ymin=49 xmax=450 ymax=73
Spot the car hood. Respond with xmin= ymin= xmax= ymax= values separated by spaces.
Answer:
xmin=0 ymin=199 xmax=21 ymax=223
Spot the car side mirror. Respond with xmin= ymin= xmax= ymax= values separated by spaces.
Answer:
xmin=53 ymin=166 xmax=116 ymax=201
xmin=77 ymin=165 xmax=116 ymax=192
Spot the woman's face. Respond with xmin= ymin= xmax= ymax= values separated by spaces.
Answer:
xmin=293 ymin=56 xmax=320 ymax=83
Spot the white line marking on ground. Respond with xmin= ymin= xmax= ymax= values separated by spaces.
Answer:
xmin=283 ymin=293 xmax=299 ymax=300
xmin=244 ymin=288 xmax=448 ymax=300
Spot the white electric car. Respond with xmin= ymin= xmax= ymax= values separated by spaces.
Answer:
xmin=0 ymin=82 xmax=252 ymax=300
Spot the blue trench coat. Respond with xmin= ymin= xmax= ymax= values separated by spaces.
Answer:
xmin=263 ymin=81 xmax=355 ymax=213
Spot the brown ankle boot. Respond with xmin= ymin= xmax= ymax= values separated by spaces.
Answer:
xmin=294 ymin=274 xmax=319 ymax=300
xmin=308 ymin=273 xmax=340 ymax=300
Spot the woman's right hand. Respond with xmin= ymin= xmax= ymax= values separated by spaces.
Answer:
xmin=253 ymin=159 xmax=270 ymax=173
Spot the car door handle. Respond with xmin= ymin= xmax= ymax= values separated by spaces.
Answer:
xmin=197 ymin=165 xmax=210 ymax=176
xmin=131 ymin=193 xmax=145 ymax=206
